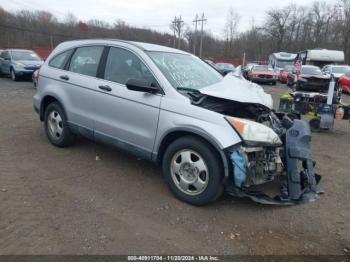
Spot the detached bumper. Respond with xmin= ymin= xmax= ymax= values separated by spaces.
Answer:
xmin=226 ymin=120 xmax=322 ymax=205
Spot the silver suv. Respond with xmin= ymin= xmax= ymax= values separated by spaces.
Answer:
xmin=33 ymin=39 xmax=321 ymax=205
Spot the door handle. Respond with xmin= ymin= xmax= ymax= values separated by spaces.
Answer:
xmin=60 ymin=75 xmax=69 ymax=81
xmin=98 ymin=85 xmax=112 ymax=92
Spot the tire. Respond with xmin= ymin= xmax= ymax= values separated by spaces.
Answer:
xmin=272 ymin=81 xmax=277 ymax=86
xmin=10 ymin=68 xmax=18 ymax=81
xmin=162 ymin=136 xmax=224 ymax=206
xmin=44 ymin=102 xmax=75 ymax=147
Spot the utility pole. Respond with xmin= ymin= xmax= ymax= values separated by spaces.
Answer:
xmin=171 ymin=16 xmax=177 ymax=48
xmin=193 ymin=14 xmax=199 ymax=55
xmin=242 ymin=52 xmax=246 ymax=68
xmin=171 ymin=16 xmax=184 ymax=49
xmin=177 ymin=16 xmax=184 ymax=49
xmin=199 ymin=13 xmax=207 ymax=58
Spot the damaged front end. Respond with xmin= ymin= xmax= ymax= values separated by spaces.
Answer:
xmin=189 ymin=88 xmax=322 ymax=205
xmin=225 ymin=118 xmax=322 ymax=205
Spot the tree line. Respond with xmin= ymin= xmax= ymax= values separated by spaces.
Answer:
xmin=0 ymin=0 xmax=350 ymax=63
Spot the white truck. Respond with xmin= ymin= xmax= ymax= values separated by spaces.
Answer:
xmin=268 ymin=52 xmax=297 ymax=73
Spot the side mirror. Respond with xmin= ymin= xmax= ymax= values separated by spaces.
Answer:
xmin=126 ymin=79 xmax=160 ymax=94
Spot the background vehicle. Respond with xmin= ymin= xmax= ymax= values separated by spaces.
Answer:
xmin=322 ymin=64 xmax=350 ymax=80
xmin=269 ymin=52 xmax=296 ymax=76
xmin=295 ymin=49 xmax=345 ymax=68
xmin=242 ymin=62 xmax=257 ymax=78
xmin=0 ymin=49 xmax=44 ymax=81
xmin=339 ymin=71 xmax=350 ymax=93
xmin=33 ymin=39 xmax=320 ymax=206
xmin=287 ymin=65 xmax=330 ymax=91
xmin=215 ymin=62 xmax=235 ymax=76
xmin=279 ymin=65 xmax=295 ymax=83
xmin=247 ymin=65 xmax=277 ymax=85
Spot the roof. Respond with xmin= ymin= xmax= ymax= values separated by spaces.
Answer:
xmin=55 ymin=39 xmax=188 ymax=55
xmin=271 ymin=52 xmax=297 ymax=60
xmin=306 ymin=49 xmax=344 ymax=62
xmin=4 ymin=49 xmax=36 ymax=52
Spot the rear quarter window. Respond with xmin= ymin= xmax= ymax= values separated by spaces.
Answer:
xmin=49 ymin=49 xmax=73 ymax=69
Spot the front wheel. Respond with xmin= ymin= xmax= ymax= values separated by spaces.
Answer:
xmin=10 ymin=69 xmax=18 ymax=81
xmin=44 ymin=102 xmax=75 ymax=147
xmin=162 ymin=136 xmax=224 ymax=206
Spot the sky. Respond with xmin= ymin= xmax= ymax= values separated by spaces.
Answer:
xmin=0 ymin=0 xmax=338 ymax=38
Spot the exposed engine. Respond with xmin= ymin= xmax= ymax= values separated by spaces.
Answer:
xmin=243 ymin=146 xmax=284 ymax=187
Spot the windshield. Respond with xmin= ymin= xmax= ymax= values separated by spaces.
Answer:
xmin=302 ymin=67 xmax=322 ymax=75
xmin=216 ymin=63 xmax=235 ymax=70
xmin=11 ymin=51 xmax=41 ymax=61
xmin=147 ymin=51 xmax=222 ymax=90
xmin=276 ymin=60 xmax=294 ymax=68
xmin=332 ymin=66 xmax=350 ymax=74
xmin=253 ymin=65 xmax=273 ymax=72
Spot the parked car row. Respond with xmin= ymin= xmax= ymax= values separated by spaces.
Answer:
xmin=0 ymin=49 xmax=44 ymax=81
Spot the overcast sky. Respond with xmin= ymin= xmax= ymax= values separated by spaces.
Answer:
xmin=0 ymin=0 xmax=338 ymax=37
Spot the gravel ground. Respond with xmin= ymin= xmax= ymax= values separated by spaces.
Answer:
xmin=0 ymin=77 xmax=349 ymax=255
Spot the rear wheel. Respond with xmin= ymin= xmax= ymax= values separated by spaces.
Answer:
xmin=162 ymin=136 xmax=224 ymax=206
xmin=44 ymin=102 xmax=75 ymax=147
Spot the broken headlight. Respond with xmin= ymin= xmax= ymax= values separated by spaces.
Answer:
xmin=226 ymin=116 xmax=282 ymax=146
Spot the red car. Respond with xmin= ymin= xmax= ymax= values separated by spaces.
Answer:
xmin=247 ymin=65 xmax=277 ymax=85
xmin=338 ymin=71 xmax=350 ymax=93
xmin=279 ymin=65 xmax=295 ymax=83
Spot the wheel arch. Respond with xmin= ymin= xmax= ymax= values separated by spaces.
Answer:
xmin=39 ymin=95 xmax=66 ymax=121
xmin=154 ymin=129 xmax=232 ymax=179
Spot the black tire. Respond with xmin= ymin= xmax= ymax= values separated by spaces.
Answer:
xmin=44 ymin=102 xmax=75 ymax=147
xmin=272 ymin=81 xmax=277 ymax=86
xmin=309 ymin=118 xmax=321 ymax=132
xmin=10 ymin=68 xmax=18 ymax=81
xmin=162 ymin=136 xmax=224 ymax=206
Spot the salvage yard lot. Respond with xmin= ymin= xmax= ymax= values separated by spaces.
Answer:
xmin=0 ymin=77 xmax=349 ymax=255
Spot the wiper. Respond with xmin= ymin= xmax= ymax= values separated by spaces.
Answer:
xmin=176 ymin=87 xmax=201 ymax=93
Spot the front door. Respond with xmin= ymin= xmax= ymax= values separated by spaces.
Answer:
xmin=94 ymin=46 xmax=162 ymax=160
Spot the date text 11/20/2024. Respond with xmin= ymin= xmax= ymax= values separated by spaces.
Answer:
xmin=127 ymin=255 xmax=220 ymax=261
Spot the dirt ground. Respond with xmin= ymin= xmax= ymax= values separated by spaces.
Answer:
xmin=0 ymin=77 xmax=349 ymax=256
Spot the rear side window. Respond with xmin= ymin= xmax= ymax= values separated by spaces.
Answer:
xmin=49 ymin=50 xmax=73 ymax=69
xmin=69 ymin=46 xmax=104 ymax=77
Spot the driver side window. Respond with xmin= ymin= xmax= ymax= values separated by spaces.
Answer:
xmin=104 ymin=47 xmax=156 ymax=86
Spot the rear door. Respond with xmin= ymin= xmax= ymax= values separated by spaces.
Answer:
xmin=93 ymin=46 xmax=162 ymax=160
xmin=42 ymin=45 xmax=104 ymax=138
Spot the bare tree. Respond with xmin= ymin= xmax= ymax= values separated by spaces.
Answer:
xmin=224 ymin=8 xmax=240 ymax=52
xmin=265 ymin=5 xmax=293 ymax=51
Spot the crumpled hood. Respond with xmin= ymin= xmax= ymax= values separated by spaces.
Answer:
xmin=200 ymin=74 xmax=273 ymax=109
xmin=301 ymin=74 xmax=330 ymax=79
xmin=332 ymin=73 xmax=345 ymax=78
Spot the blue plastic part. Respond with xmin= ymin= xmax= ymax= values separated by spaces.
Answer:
xmin=231 ymin=150 xmax=247 ymax=188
